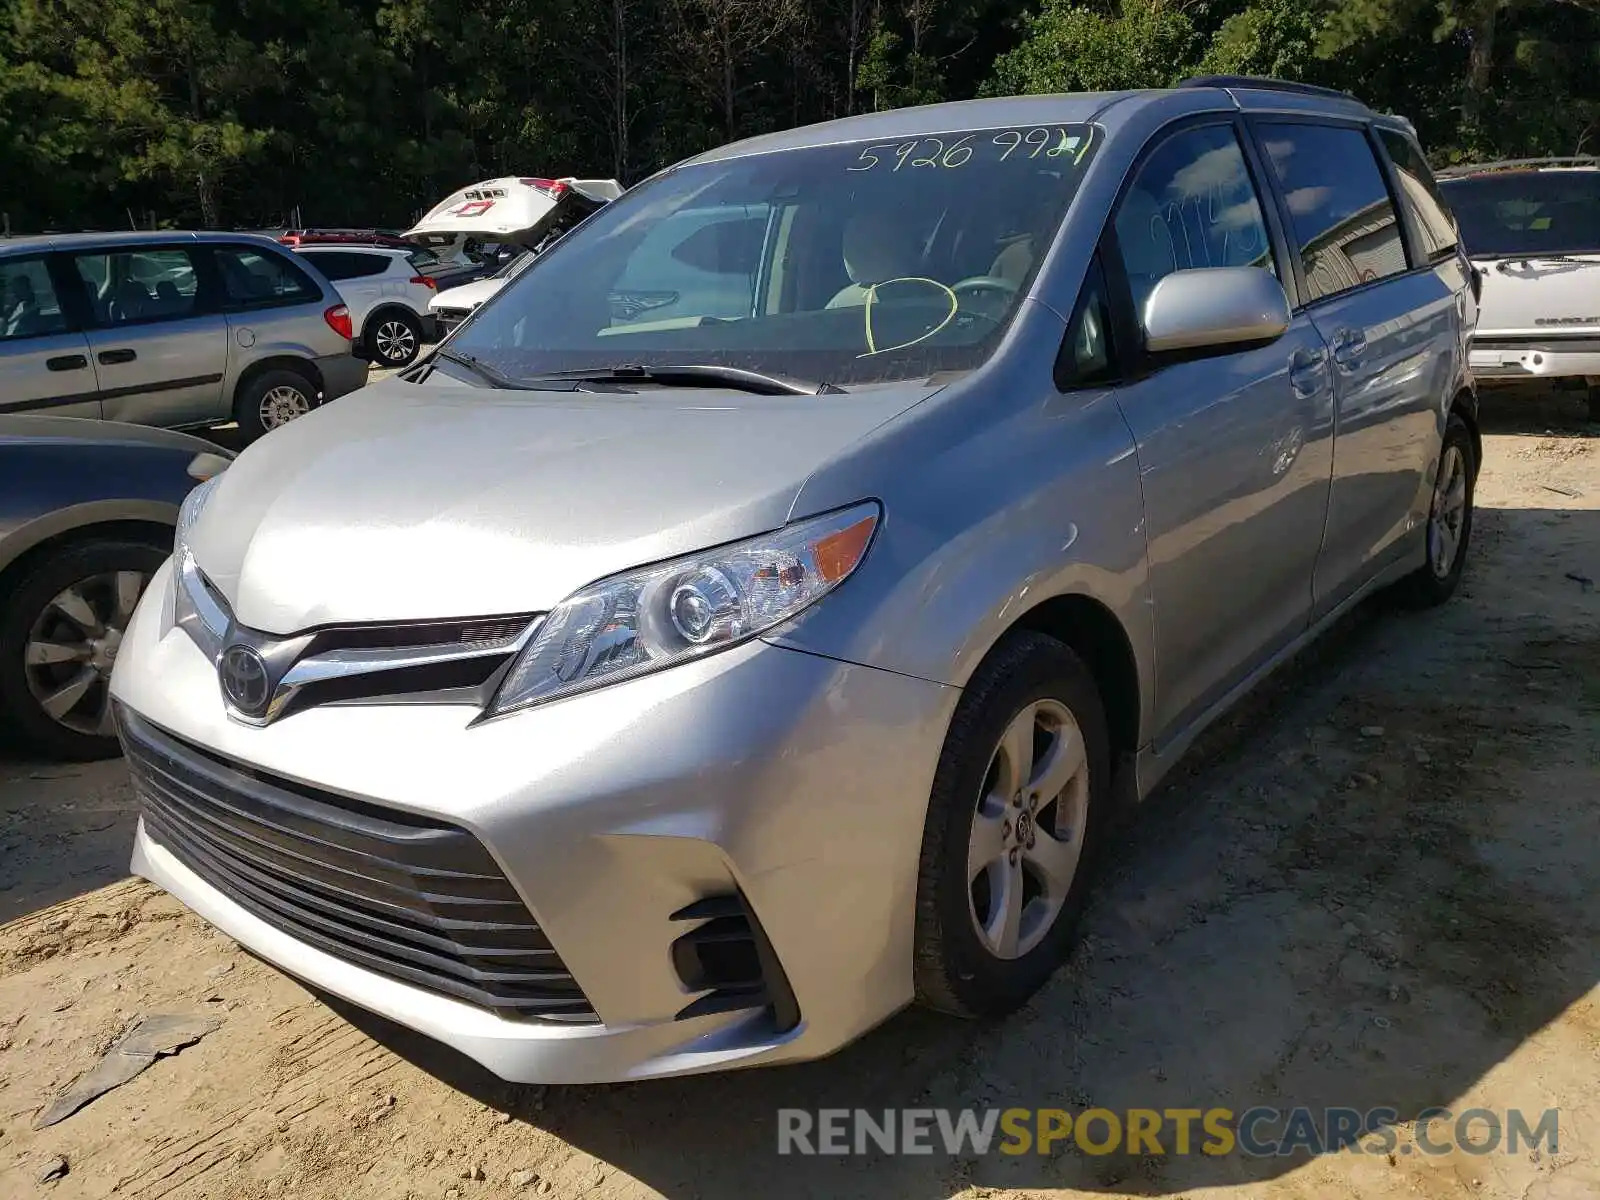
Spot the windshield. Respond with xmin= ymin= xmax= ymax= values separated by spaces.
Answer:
xmin=1441 ymin=170 xmax=1600 ymax=258
xmin=447 ymin=124 xmax=1101 ymax=387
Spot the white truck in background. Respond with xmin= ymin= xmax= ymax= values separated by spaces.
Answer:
xmin=1439 ymin=157 xmax=1600 ymax=421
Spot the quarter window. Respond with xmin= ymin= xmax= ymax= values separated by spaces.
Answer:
xmin=1258 ymin=123 xmax=1408 ymax=303
xmin=213 ymin=245 xmax=321 ymax=309
xmin=0 ymin=256 xmax=69 ymax=341
xmin=1377 ymin=128 xmax=1459 ymax=262
xmin=70 ymin=248 xmax=201 ymax=326
xmin=1112 ymin=125 xmax=1277 ymax=319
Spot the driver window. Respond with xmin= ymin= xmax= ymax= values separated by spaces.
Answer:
xmin=1113 ymin=125 xmax=1277 ymax=322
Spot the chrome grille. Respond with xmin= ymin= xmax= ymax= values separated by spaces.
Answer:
xmin=120 ymin=705 xmax=596 ymax=1022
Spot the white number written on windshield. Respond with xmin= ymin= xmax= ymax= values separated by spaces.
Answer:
xmin=846 ymin=126 xmax=1097 ymax=173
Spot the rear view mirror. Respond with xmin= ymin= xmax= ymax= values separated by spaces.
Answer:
xmin=669 ymin=218 xmax=764 ymax=275
xmin=1142 ymin=267 xmax=1290 ymax=354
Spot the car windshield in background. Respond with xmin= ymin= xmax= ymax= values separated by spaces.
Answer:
xmin=447 ymin=124 xmax=1101 ymax=388
xmin=1441 ymin=170 xmax=1600 ymax=258
xmin=407 ymin=248 xmax=441 ymax=269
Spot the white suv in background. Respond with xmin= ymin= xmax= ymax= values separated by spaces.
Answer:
xmin=293 ymin=246 xmax=440 ymax=368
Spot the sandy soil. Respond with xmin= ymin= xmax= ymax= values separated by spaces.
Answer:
xmin=2 ymin=388 xmax=1597 ymax=1200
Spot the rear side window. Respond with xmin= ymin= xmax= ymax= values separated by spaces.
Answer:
xmin=0 ymin=256 xmax=70 ymax=341
xmin=1377 ymin=129 xmax=1459 ymax=262
xmin=70 ymin=247 xmax=202 ymax=325
xmin=1257 ymin=123 xmax=1409 ymax=303
xmin=1112 ymin=124 xmax=1278 ymax=317
xmin=213 ymin=245 xmax=322 ymax=309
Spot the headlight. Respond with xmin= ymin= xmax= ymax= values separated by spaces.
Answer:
xmin=170 ymin=476 xmax=226 ymax=659
xmin=484 ymin=501 xmax=881 ymax=717
xmin=174 ymin=475 xmax=220 ymax=562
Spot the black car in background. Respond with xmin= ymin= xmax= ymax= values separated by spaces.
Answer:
xmin=0 ymin=415 xmax=230 ymax=760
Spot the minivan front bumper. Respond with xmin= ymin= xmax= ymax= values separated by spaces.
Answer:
xmin=112 ymin=558 xmax=956 ymax=1083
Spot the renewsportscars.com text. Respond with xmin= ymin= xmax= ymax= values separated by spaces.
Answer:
xmin=776 ymin=1106 xmax=1559 ymax=1158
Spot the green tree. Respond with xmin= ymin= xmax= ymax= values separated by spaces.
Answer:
xmin=987 ymin=0 xmax=1201 ymax=96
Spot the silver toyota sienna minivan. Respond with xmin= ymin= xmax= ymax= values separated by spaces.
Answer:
xmin=110 ymin=77 xmax=1479 ymax=1084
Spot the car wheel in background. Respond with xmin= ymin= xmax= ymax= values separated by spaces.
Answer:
xmin=912 ymin=631 xmax=1111 ymax=1018
xmin=0 ymin=539 xmax=167 ymax=760
xmin=367 ymin=310 xmax=423 ymax=368
xmin=236 ymin=368 xmax=320 ymax=443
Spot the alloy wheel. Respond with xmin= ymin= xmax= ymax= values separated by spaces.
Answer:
xmin=375 ymin=320 xmax=417 ymax=364
xmin=966 ymin=698 xmax=1091 ymax=960
xmin=259 ymin=384 xmax=311 ymax=429
xmin=1429 ymin=443 xmax=1469 ymax=579
xmin=23 ymin=570 xmax=150 ymax=736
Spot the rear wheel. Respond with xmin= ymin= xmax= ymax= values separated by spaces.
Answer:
xmin=367 ymin=310 xmax=423 ymax=368
xmin=0 ymin=539 xmax=166 ymax=760
xmin=235 ymin=368 xmax=318 ymax=443
xmin=1394 ymin=412 xmax=1476 ymax=608
xmin=913 ymin=632 xmax=1111 ymax=1018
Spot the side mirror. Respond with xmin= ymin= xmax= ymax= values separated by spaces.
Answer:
xmin=1142 ymin=267 xmax=1290 ymax=354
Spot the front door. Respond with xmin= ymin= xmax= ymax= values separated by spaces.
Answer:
xmin=1107 ymin=121 xmax=1336 ymax=743
xmin=0 ymin=254 xmax=101 ymax=417
xmin=66 ymin=245 xmax=230 ymax=429
xmin=1253 ymin=120 xmax=1454 ymax=613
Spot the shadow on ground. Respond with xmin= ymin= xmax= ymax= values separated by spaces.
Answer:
xmin=0 ymin=750 xmax=139 ymax=924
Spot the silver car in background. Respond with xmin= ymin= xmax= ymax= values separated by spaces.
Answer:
xmin=0 ymin=232 xmax=367 ymax=442
xmin=110 ymin=76 xmax=1479 ymax=1084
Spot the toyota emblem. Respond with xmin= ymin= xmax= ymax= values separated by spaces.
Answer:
xmin=219 ymin=644 xmax=271 ymax=716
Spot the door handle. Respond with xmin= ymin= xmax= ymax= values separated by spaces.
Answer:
xmin=1288 ymin=347 xmax=1328 ymax=398
xmin=46 ymin=354 xmax=89 ymax=372
xmin=98 ymin=348 xmax=138 ymax=365
xmin=1331 ymin=329 xmax=1366 ymax=368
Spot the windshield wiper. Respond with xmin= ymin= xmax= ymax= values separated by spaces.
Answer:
xmin=523 ymin=363 xmax=843 ymax=396
xmin=1492 ymin=254 xmax=1599 ymax=271
xmin=431 ymin=348 xmax=579 ymax=391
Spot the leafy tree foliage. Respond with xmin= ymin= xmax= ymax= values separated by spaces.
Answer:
xmin=1 ymin=0 xmax=1596 ymax=232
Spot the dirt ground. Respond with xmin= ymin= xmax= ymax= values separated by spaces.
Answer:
xmin=2 ymin=387 xmax=1597 ymax=1200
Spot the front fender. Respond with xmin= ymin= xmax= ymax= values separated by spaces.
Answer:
xmin=769 ymin=382 xmax=1155 ymax=740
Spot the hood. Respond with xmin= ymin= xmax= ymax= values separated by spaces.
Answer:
xmin=0 ymin=414 xmax=232 ymax=457
xmin=430 ymin=276 xmax=505 ymax=314
xmin=403 ymin=176 xmax=623 ymax=249
xmin=188 ymin=377 xmax=934 ymax=634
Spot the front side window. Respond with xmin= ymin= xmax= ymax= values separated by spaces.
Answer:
xmin=213 ymin=245 xmax=321 ymax=309
xmin=1377 ymin=128 xmax=1458 ymax=262
xmin=71 ymin=247 xmax=202 ymax=325
xmin=1112 ymin=124 xmax=1277 ymax=319
xmin=0 ymin=256 xmax=69 ymax=341
xmin=1258 ymin=122 xmax=1408 ymax=303
xmin=448 ymin=124 xmax=1103 ymax=388
xmin=1440 ymin=170 xmax=1600 ymax=259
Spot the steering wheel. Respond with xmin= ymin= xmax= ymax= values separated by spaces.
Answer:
xmin=952 ymin=276 xmax=1021 ymax=305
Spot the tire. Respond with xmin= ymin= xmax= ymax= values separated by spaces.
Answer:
xmin=1393 ymin=411 xmax=1477 ymax=608
xmin=0 ymin=539 xmax=168 ymax=761
xmin=913 ymin=631 xmax=1112 ymax=1018
xmin=365 ymin=309 xmax=423 ymax=369
xmin=1586 ymin=386 xmax=1600 ymax=424
xmin=235 ymin=367 xmax=318 ymax=443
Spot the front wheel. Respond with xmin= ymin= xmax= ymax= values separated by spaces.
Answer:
xmin=913 ymin=631 xmax=1111 ymax=1018
xmin=0 ymin=539 xmax=167 ymax=760
xmin=1394 ymin=411 xmax=1476 ymax=608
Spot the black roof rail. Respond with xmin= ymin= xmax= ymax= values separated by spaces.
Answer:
xmin=1178 ymin=75 xmax=1360 ymax=104
xmin=1436 ymin=156 xmax=1600 ymax=178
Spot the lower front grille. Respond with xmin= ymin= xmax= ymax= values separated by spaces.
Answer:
xmin=119 ymin=705 xmax=596 ymax=1023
